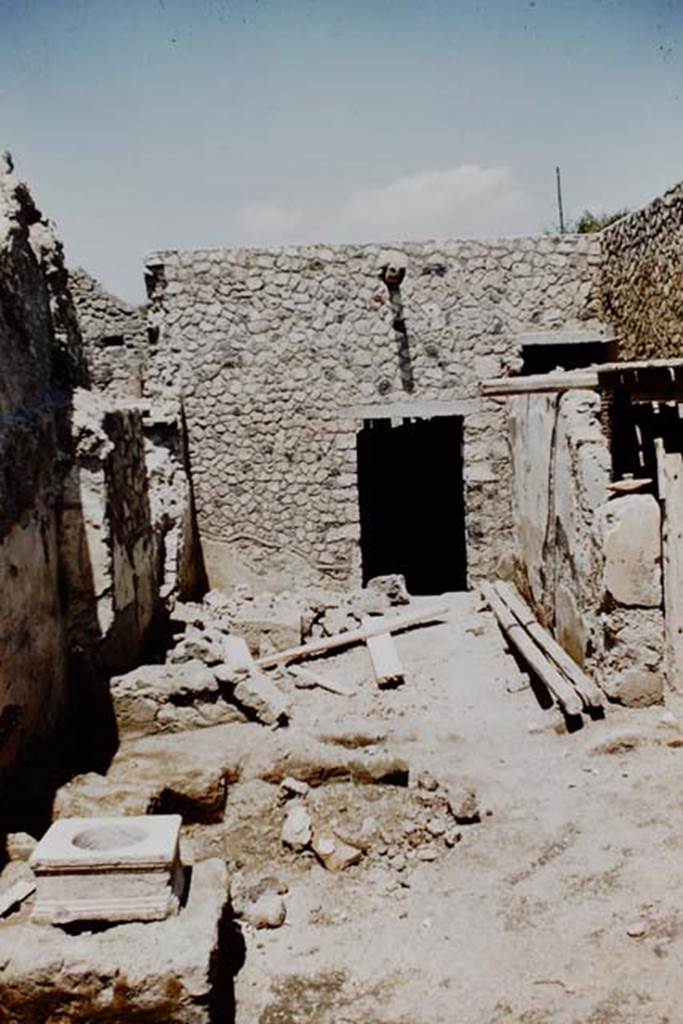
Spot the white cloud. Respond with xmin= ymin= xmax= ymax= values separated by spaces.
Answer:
xmin=236 ymin=201 xmax=301 ymax=240
xmin=235 ymin=165 xmax=537 ymax=247
xmin=333 ymin=164 xmax=532 ymax=240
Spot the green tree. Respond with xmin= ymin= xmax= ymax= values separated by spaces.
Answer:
xmin=572 ymin=208 xmax=630 ymax=233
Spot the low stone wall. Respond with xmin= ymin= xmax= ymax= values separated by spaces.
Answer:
xmin=69 ymin=268 xmax=147 ymax=396
xmin=600 ymin=182 xmax=683 ymax=360
xmin=146 ymin=235 xmax=602 ymax=592
xmin=509 ymin=389 xmax=665 ymax=704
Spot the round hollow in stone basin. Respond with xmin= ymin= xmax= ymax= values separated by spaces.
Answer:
xmin=71 ymin=824 xmax=148 ymax=851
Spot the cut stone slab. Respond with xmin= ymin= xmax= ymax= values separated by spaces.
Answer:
xmin=30 ymin=815 xmax=184 ymax=925
xmin=0 ymin=858 xmax=230 ymax=1023
xmin=599 ymin=494 xmax=662 ymax=607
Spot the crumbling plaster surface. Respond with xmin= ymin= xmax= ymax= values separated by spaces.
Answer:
xmin=145 ymin=235 xmax=602 ymax=591
xmin=600 ymin=181 xmax=683 ymax=360
xmin=68 ymin=267 xmax=146 ymax=396
xmin=0 ymin=160 xmax=67 ymax=774
xmin=510 ymin=389 xmax=665 ymax=703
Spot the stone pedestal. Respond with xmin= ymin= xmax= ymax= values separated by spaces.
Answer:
xmin=30 ymin=815 xmax=184 ymax=925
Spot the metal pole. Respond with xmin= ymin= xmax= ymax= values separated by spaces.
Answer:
xmin=556 ymin=166 xmax=565 ymax=234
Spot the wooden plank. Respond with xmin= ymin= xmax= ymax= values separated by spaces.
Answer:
xmin=257 ymin=604 xmax=449 ymax=669
xmin=480 ymin=368 xmax=599 ymax=397
xmin=0 ymin=880 xmax=36 ymax=918
xmin=493 ymin=581 xmax=604 ymax=709
xmin=656 ymin=443 xmax=683 ymax=691
xmin=482 ymin=359 xmax=683 ymax=400
xmin=364 ymin=627 xmax=405 ymax=689
xmin=287 ymin=664 xmax=355 ymax=697
xmin=481 ymin=584 xmax=583 ymax=716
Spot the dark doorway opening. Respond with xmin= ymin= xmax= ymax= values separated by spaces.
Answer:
xmin=521 ymin=340 xmax=610 ymax=375
xmin=357 ymin=416 xmax=467 ymax=595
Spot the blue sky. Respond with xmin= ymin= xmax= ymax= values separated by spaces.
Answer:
xmin=1 ymin=0 xmax=681 ymax=302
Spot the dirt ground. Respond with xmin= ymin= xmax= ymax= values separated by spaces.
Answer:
xmin=230 ymin=592 xmax=683 ymax=1024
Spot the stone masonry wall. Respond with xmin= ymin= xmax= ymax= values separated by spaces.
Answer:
xmin=146 ymin=235 xmax=602 ymax=592
xmin=69 ymin=267 xmax=147 ymax=396
xmin=509 ymin=389 xmax=665 ymax=704
xmin=0 ymin=160 xmax=68 ymax=775
xmin=600 ymin=182 xmax=683 ymax=360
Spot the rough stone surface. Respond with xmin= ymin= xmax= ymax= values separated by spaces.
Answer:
xmin=601 ymin=667 xmax=665 ymax=708
xmin=231 ymin=670 xmax=290 ymax=726
xmin=245 ymin=891 xmax=287 ymax=929
xmin=0 ymin=858 xmax=231 ymax=1023
xmin=311 ymin=829 xmax=363 ymax=871
xmin=109 ymin=660 xmax=246 ymax=737
xmin=145 ymin=236 xmax=602 ymax=591
xmin=281 ymin=803 xmax=312 ymax=851
xmin=5 ymin=833 xmax=37 ymax=862
xmin=600 ymin=182 xmax=683 ymax=360
xmin=598 ymin=494 xmax=662 ymax=607
xmin=53 ymin=726 xmax=242 ymax=824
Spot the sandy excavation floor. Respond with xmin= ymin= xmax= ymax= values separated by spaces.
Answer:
xmin=230 ymin=592 xmax=683 ymax=1024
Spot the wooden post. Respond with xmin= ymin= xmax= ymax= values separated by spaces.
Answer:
xmin=656 ymin=441 xmax=683 ymax=691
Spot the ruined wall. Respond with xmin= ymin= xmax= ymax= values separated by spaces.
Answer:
xmin=600 ymin=182 xmax=683 ymax=360
xmin=146 ymin=235 xmax=602 ymax=592
xmin=59 ymin=390 xmax=202 ymax=678
xmin=59 ymin=391 xmax=158 ymax=677
xmin=0 ymin=161 xmax=67 ymax=773
xmin=510 ymin=390 xmax=665 ymax=704
xmin=69 ymin=268 xmax=146 ymax=396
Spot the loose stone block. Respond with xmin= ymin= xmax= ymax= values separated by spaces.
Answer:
xmin=601 ymin=668 xmax=664 ymax=708
xmin=30 ymin=815 xmax=184 ymax=925
xmin=599 ymin=494 xmax=662 ymax=607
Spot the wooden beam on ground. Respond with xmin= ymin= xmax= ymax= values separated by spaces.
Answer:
xmin=656 ymin=441 xmax=683 ymax=692
xmin=363 ymin=622 xmax=405 ymax=688
xmin=493 ymin=580 xmax=604 ymax=709
xmin=287 ymin=664 xmax=355 ymax=697
xmin=257 ymin=604 xmax=449 ymax=669
xmin=481 ymin=584 xmax=583 ymax=717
